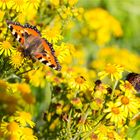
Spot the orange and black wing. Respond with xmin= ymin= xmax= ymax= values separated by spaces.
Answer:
xmin=6 ymin=20 xmax=41 ymax=45
xmin=34 ymin=38 xmax=61 ymax=71
xmin=6 ymin=20 xmax=61 ymax=71
xmin=21 ymin=32 xmax=61 ymax=71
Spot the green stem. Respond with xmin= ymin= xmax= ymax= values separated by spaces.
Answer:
xmin=82 ymin=113 xmax=107 ymax=139
xmin=17 ymin=68 xmax=33 ymax=76
xmin=67 ymin=109 xmax=73 ymax=139
xmin=111 ymin=80 xmax=118 ymax=100
xmin=72 ymin=108 xmax=90 ymax=140
xmin=45 ymin=82 xmax=52 ymax=110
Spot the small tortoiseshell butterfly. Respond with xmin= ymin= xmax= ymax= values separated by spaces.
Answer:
xmin=126 ymin=72 xmax=140 ymax=92
xmin=6 ymin=20 xmax=61 ymax=71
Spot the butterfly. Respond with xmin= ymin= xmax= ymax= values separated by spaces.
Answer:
xmin=126 ymin=72 xmax=140 ymax=92
xmin=6 ymin=20 xmax=61 ymax=71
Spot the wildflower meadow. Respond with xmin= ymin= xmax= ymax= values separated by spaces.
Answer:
xmin=0 ymin=0 xmax=140 ymax=139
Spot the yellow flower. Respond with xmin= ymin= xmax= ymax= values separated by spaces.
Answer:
xmin=93 ymin=82 xmax=108 ymax=99
xmin=0 ymin=10 xmax=5 ymax=21
xmin=0 ymin=41 xmax=14 ymax=56
xmin=50 ymin=0 xmax=60 ymax=6
xmin=94 ymin=124 xmax=123 ymax=140
xmin=92 ymin=47 xmax=140 ymax=73
xmin=67 ymin=0 xmax=78 ymax=6
xmin=0 ymin=27 xmax=7 ymax=39
xmin=94 ymin=80 xmax=108 ymax=93
xmin=0 ymin=0 xmax=13 ymax=9
xmin=53 ymin=43 xmax=71 ymax=64
xmin=56 ymin=103 xmax=63 ymax=115
xmin=1 ymin=121 xmax=21 ymax=137
xmin=72 ymin=7 xmax=79 ymax=17
xmin=91 ymin=59 xmax=106 ymax=71
xmin=96 ymin=28 xmax=110 ymax=46
xmin=11 ymin=0 xmax=26 ymax=12
xmin=26 ymin=0 xmax=40 ymax=9
xmin=22 ymin=93 xmax=36 ymax=104
xmin=110 ymin=16 xmax=123 ymax=37
xmin=98 ymin=63 xmax=124 ymax=81
xmin=16 ymin=80 xmax=35 ymax=105
xmin=119 ymin=80 xmax=136 ymax=93
xmin=84 ymin=8 xmax=123 ymax=46
xmin=17 ymin=83 xmax=31 ymax=95
xmin=28 ymin=68 xmax=46 ymax=87
xmin=76 ymin=7 xmax=84 ymax=21
xmin=94 ymin=125 xmax=108 ymax=140
xmin=21 ymin=128 xmax=37 ymax=140
xmin=73 ymin=49 xmax=86 ymax=66
xmin=90 ymin=98 xmax=104 ymax=110
xmin=69 ymin=74 xmax=90 ymax=91
xmin=116 ymin=92 xmax=139 ymax=117
xmin=8 ymin=134 xmax=20 ymax=140
xmin=0 ymin=79 xmax=7 ymax=93
xmin=17 ymin=6 xmax=37 ymax=23
xmin=14 ymin=111 xmax=35 ymax=128
xmin=0 ymin=87 xmax=18 ymax=113
xmin=42 ymin=23 xmax=63 ymax=43
xmin=8 ymin=83 xmax=18 ymax=93
xmin=42 ymin=26 xmax=63 ymax=43
xmin=49 ymin=118 xmax=60 ymax=131
xmin=77 ymin=117 xmax=93 ymax=138
xmin=71 ymin=97 xmax=83 ymax=109
xmin=10 ymin=51 xmax=24 ymax=68
xmin=104 ymin=102 xmax=126 ymax=127
xmin=58 ymin=6 xmax=73 ymax=19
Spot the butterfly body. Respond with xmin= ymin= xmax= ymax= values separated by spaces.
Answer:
xmin=6 ymin=20 xmax=61 ymax=71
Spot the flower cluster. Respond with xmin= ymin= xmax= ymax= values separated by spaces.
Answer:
xmin=91 ymin=46 xmax=140 ymax=72
xmin=44 ymin=63 xmax=140 ymax=139
xmin=0 ymin=0 xmax=140 ymax=140
xmin=83 ymin=8 xmax=123 ymax=46
xmin=1 ymin=111 xmax=36 ymax=140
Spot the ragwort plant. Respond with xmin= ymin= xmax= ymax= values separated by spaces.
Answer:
xmin=0 ymin=0 xmax=140 ymax=140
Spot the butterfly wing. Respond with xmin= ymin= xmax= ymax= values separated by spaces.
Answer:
xmin=24 ymin=34 xmax=61 ymax=71
xmin=23 ymin=23 xmax=41 ymax=36
xmin=6 ymin=20 xmax=41 ymax=45
xmin=126 ymin=73 xmax=140 ymax=92
xmin=6 ymin=20 xmax=25 ymax=44
xmin=6 ymin=20 xmax=61 ymax=71
xmin=34 ymin=52 xmax=61 ymax=70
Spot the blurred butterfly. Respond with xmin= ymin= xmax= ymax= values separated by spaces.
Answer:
xmin=6 ymin=20 xmax=61 ymax=71
xmin=126 ymin=72 xmax=140 ymax=92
